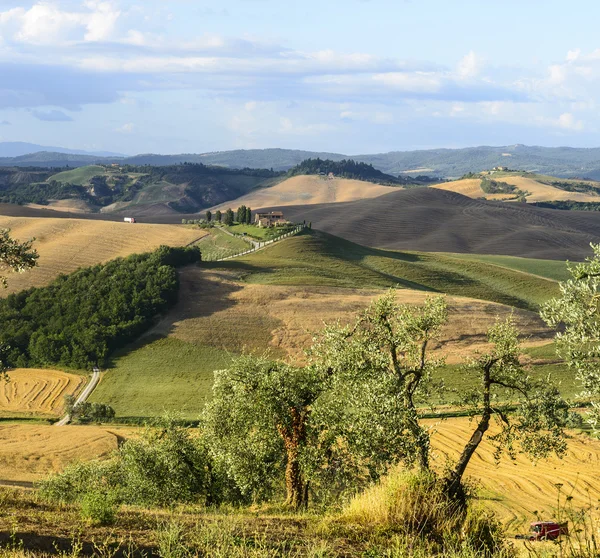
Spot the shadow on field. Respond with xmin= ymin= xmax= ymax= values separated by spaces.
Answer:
xmin=0 ymin=532 xmax=157 ymax=558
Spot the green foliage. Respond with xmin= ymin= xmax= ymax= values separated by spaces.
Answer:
xmin=542 ymin=243 xmax=600 ymax=429
xmin=215 ymin=210 xmax=222 ymax=223
xmin=0 ymin=245 xmax=200 ymax=369
xmin=479 ymin=177 xmax=516 ymax=194
xmin=0 ymin=229 xmax=38 ymax=288
xmin=80 ymin=489 xmax=119 ymax=526
xmin=203 ymin=355 xmax=326 ymax=507
xmin=205 ymin=210 xmax=212 ymax=222
xmin=288 ymin=158 xmax=404 ymax=185
xmin=40 ymin=416 xmax=237 ymax=508
xmin=533 ymin=200 xmax=600 ymax=211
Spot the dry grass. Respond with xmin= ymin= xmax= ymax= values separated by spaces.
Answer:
xmin=0 ymin=424 xmax=133 ymax=483
xmin=433 ymin=179 xmax=486 ymax=198
xmin=25 ymin=199 xmax=95 ymax=213
xmin=500 ymin=176 xmax=600 ymax=203
xmin=156 ymin=268 xmax=551 ymax=364
xmin=0 ymin=369 xmax=84 ymax=418
xmin=430 ymin=418 xmax=600 ymax=533
xmin=0 ymin=216 xmax=207 ymax=294
xmin=435 ymin=175 xmax=600 ymax=203
xmin=209 ymin=175 xmax=399 ymax=211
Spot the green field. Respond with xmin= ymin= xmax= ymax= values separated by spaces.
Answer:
xmin=450 ymin=253 xmax=571 ymax=282
xmin=89 ymin=337 xmax=233 ymax=420
xmin=223 ymin=223 xmax=294 ymax=240
xmin=198 ymin=228 xmax=251 ymax=261
xmin=48 ymin=165 xmax=105 ymax=185
xmin=209 ymin=230 xmax=560 ymax=310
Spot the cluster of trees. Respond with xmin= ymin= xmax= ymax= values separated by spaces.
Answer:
xmin=533 ymin=200 xmax=600 ymax=211
xmin=64 ymin=395 xmax=115 ymax=424
xmin=547 ymin=180 xmax=600 ymax=196
xmin=288 ymin=158 xmax=404 ymax=185
xmin=0 ymin=245 xmax=201 ymax=369
xmin=479 ymin=177 xmax=517 ymax=195
xmin=236 ymin=205 xmax=252 ymax=224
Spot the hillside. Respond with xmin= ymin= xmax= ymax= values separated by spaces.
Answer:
xmin=0 ymin=216 xmax=206 ymax=293
xmin=209 ymin=175 xmax=400 ymax=212
xmin=435 ymin=171 xmax=600 ymax=204
xmin=0 ymin=164 xmax=282 ymax=216
xmin=265 ymin=189 xmax=600 ymax=260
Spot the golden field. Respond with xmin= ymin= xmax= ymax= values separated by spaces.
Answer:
xmin=431 ymin=418 xmax=600 ymax=533
xmin=0 ymin=369 xmax=84 ymax=418
xmin=434 ymin=174 xmax=600 ymax=203
xmin=209 ymin=175 xmax=399 ymax=211
xmin=0 ymin=424 xmax=124 ymax=483
xmin=0 ymin=216 xmax=207 ymax=294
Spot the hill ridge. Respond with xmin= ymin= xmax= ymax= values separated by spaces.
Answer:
xmin=258 ymin=188 xmax=600 ymax=260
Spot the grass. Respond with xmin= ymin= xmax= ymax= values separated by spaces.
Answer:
xmin=198 ymin=227 xmax=250 ymax=260
xmin=223 ymin=223 xmax=288 ymax=240
xmin=208 ymin=230 xmax=560 ymax=311
xmin=89 ymin=337 xmax=234 ymax=420
xmin=47 ymin=165 xmax=105 ymax=186
xmin=447 ymin=253 xmax=571 ymax=282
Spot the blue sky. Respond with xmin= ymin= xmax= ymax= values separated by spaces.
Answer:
xmin=1 ymin=0 xmax=600 ymax=155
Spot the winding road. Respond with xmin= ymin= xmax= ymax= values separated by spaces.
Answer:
xmin=55 ymin=368 xmax=101 ymax=426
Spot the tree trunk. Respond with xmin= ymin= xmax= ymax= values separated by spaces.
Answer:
xmin=444 ymin=362 xmax=493 ymax=503
xmin=278 ymin=407 xmax=308 ymax=510
xmin=405 ymin=395 xmax=430 ymax=472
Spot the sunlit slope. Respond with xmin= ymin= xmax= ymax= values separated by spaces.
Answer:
xmin=0 ymin=216 xmax=206 ymax=294
xmin=434 ymin=173 xmax=600 ymax=202
xmin=272 ymin=188 xmax=600 ymax=260
xmin=211 ymin=229 xmax=560 ymax=309
xmin=209 ymin=175 xmax=399 ymax=211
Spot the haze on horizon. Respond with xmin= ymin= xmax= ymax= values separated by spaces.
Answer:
xmin=1 ymin=0 xmax=599 ymax=156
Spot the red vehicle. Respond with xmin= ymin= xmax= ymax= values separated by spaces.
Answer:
xmin=529 ymin=521 xmax=569 ymax=541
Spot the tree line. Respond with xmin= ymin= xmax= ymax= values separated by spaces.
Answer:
xmin=0 ymin=245 xmax=201 ymax=370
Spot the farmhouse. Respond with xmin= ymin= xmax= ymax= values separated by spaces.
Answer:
xmin=255 ymin=211 xmax=287 ymax=227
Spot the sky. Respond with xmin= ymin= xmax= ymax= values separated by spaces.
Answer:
xmin=1 ymin=0 xmax=600 ymax=155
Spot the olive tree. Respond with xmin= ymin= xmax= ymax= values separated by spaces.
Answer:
xmin=203 ymin=355 xmax=327 ymax=509
xmin=0 ymin=229 xmax=37 ymax=375
xmin=542 ymin=243 xmax=600 ymax=429
xmin=443 ymin=318 xmax=568 ymax=501
xmin=309 ymin=292 xmax=448 ymax=472
xmin=0 ymin=228 xmax=37 ymax=287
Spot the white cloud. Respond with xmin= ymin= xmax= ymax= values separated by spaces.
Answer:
xmin=115 ymin=122 xmax=135 ymax=133
xmin=557 ymin=112 xmax=583 ymax=131
xmin=457 ymin=51 xmax=483 ymax=79
xmin=0 ymin=1 xmax=121 ymax=46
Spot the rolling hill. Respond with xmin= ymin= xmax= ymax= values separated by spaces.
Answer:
xmin=263 ymin=188 xmax=600 ymax=260
xmin=209 ymin=175 xmax=400 ymax=211
xmin=434 ymin=171 xmax=600 ymax=203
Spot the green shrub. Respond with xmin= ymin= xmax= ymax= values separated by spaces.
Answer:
xmin=80 ymin=490 xmax=119 ymax=526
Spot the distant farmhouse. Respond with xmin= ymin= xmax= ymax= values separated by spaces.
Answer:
xmin=255 ymin=211 xmax=287 ymax=228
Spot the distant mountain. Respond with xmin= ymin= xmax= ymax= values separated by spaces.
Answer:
xmin=0 ymin=142 xmax=124 ymax=158
xmin=4 ymin=144 xmax=600 ymax=179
